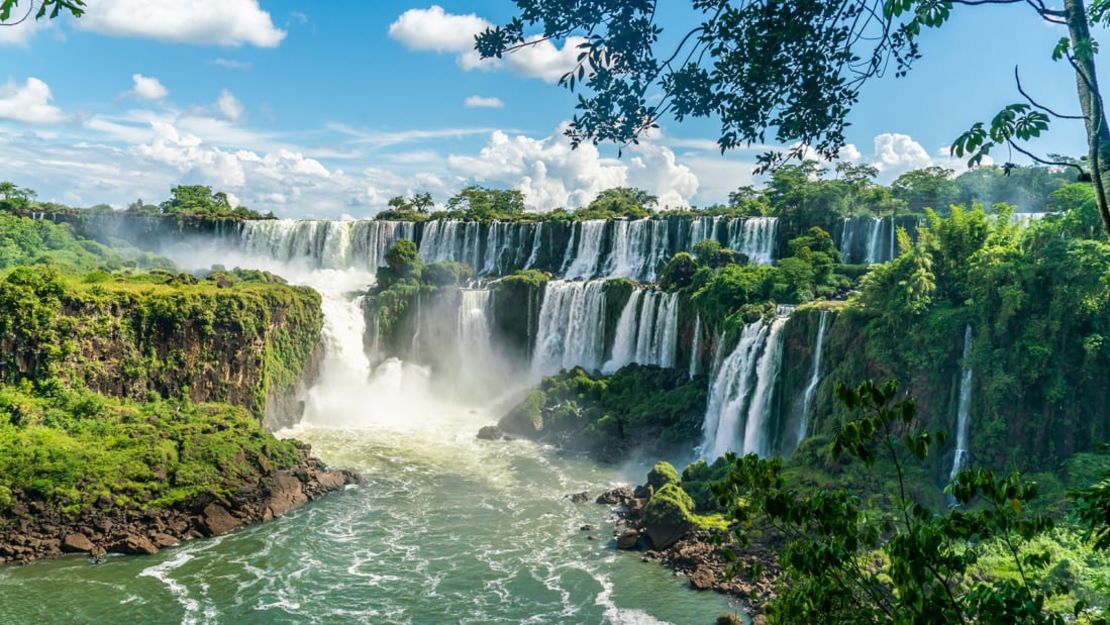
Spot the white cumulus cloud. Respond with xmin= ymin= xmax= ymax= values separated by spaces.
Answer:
xmin=448 ymin=126 xmax=698 ymax=211
xmin=81 ymin=0 xmax=285 ymax=47
xmin=130 ymin=74 xmax=168 ymax=100
xmin=216 ymin=90 xmax=244 ymax=121
xmin=465 ymin=95 xmax=504 ymax=109
xmin=0 ymin=78 xmax=66 ymax=124
xmin=869 ymin=133 xmax=933 ymax=175
xmin=390 ymin=6 xmax=581 ymax=83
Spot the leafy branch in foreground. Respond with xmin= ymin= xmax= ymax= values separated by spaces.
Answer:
xmin=712 ymin=380 xmax=1108 ymax=625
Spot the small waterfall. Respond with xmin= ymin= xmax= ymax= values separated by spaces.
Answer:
xmin=729 ymin=217 xmax=779 ymax=265
xmin=797 ymin=311 xmax=830 ymax=444
xmin=456 ymin=289 xmax=495 ymax=389
xmin=689 ymin=315 xmax=702 ymax=379
xmin=865 ymin=217 xmax=885 ymax=264
xmin=701 ymin=314 xmax=789 ymax=460
xmin=602 ymin=289 xmax=680 ymax=374
xmin=563 ymin=220 xmax=607 ymax=279
xmin=950 ymin=324 xmax=974 ymax=482
xmin=410 ymin=291 xmax=422 ymax=362
xmin=531 ymin=280 xmax=607 ymax=376
xmin=239 ymin=219 xmax=415 ymax=269
xmin=524 ymin=222 xmax=544 ymax=269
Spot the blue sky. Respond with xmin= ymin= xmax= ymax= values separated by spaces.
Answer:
xmin=0 ymin=0 xmax=1095 ymax=218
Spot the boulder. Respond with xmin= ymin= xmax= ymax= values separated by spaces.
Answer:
xmin=646 ymin=461 xmax=680 ymax=492
xmin=152 ymin=533 xmax=180 ymax=549
xmin=201 ymin=503 xmax=243 ymax=537
xmin=642 ymin=484 xmax=696 ymax=549
xmin=110 ymin=535 xmax=159 ymax=556
xmin=61 ymin=533 xmax=95 ymax=554
xmin=476 ymin=425 xmax=505 ymax=441
xmin=567 ymin=491 xmax=590 ymax=504
xmin=310 ymin=469 xmax=348 ymax=492
xmin=716 ymin=614 xmax=743 ymax=625
xmin=595 ymin=486 xmax=634 ymax=506
xmin=689 ymin=565 xmax=717 ymax=591
xmin=266 ymin=472 xmax=309 ymax=518
xmin=616 ymin=529 xmax=640 ymax=550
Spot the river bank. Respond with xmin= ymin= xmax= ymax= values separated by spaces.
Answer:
xmin=0 ymin=452 xmax=357 ymax=566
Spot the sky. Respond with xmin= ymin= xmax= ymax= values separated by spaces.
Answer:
xmin=0 ymin=0 xmax=1096 ymax=218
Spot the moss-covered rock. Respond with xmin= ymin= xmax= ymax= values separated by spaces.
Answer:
xmin=647 ymin=461 xmax=680 ymax=491
xmin=643 ymin=483 xmax=697 ymax=548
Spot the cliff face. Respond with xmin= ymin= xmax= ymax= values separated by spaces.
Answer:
xmin=775 ymin=305 xmax=1110 ymax=476
xmin=0 ymin=267 xmax=323 ymax=429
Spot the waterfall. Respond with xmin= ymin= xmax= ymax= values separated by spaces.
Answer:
xmin=456 ymin=289 xmax=495 ymax=389
xmin=602 ymin=289 xmax=680 ymax=374
xmin=701 ymin=315 xmax=789 ymax=460
xmin=729 ymin=217 xmax=779 ymax=265
xmin=603 ymin=290 xmax=643 ymax=374
xmin=300 ymin=276 xmax=376 ymax=424
xmin=563 ymin=220 xmax=607 ymax=279
xmin=950 ymin=324 xmax=974 ymax=482
xmin=239 ymin=219 xmax=415 ymax=269
xmin=865 ymin=217 xmax=885 ymax=264
xmin=410 ymin=291 xmax=422 ymax=362
xmin=531 ymin=280 xmax=607 ymax=376
xmin=689 ymin=315 xmax=702 ymax=379
xmin=524 ymin=222 xmax=544 ymax=269
xmin=797 ymin=311 xmax=830 ymax=444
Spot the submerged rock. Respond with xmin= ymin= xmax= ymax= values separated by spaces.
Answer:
xmin=476 ymin=425 xmax=507 ymax=441
xmin=567 ymin=492 xmax=590 ymax=504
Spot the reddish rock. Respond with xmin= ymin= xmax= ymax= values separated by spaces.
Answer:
xmin=201 ymin=503 xmax=242 ymax=537
xmin=151 ymin=533 xmax=180 ymax=549
xmin=111 ymin=535 xmax=158 ymax=556
xmin=61 ymin=533 xmax=95 ymax=554
xmin=266 ymin=473 xmax=308 ymax=518
xmin=689 ymin=566 xmax=717 ymax=591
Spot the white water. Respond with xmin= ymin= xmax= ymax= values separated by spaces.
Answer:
xmin=797 ymin=311 xmax=830 ymax=446
xmin=688 ymin=315 xmax=702 ymax=380
xmin=240 ymin=219 xmax=415 ymax=270
xmin=531 ymin=280 xmax=608 ymax=376
xmin=727 ymin=217 xmax=779 ymax=265
xmin=602 ymin=289 xmax=680 ymax=374
xmin=950 ymin=324 xmax=975 ymax=482
xmin=563 ymin=220 xmax=607 ymax=279
xmin=701 ymin=315 xmax=789 ymax=460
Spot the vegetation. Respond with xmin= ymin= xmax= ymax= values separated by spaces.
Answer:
xmin=477 ymin=0 xmax=1110 ymax=238
xmin=498 ymin=365 xmax=707 ymax=460
xmin=710 ymin=380 xmax=1110 ymax=624
xmin=0 ymin=381 xmax=302 ymax=517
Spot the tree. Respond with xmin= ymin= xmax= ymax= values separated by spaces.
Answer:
xmin=446 ymin=185 xmax=526 ymax=219
xmin=0 ymin=0 xmax=83 ymax=22
xmin=714 ymin=380 xmax=1097 ymax=625
xmin=893 ymin=167 xmax=958 ymax=213
xmin=387 ymin=192 xmax=436 ymax=214
xmin=477 ymin=1 xmax=1110 ymax=239
xmin=579 ymin=187 xmax=657 ymax=219
xmin=0 ymin=182 xmax=35 ymax=209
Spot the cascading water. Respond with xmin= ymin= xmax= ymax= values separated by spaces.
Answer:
xmin=239 ymin=219 xmax=415 ymax=270
xmin=563 ymin=220 xmax=607 ymax=279
xmin=701 ymin=315 xmax=789 ymax=460
xmin=689 ymin=315 xmax=702 ymax=379
xmin=950 ymin=324 xmax=975 ymax=483
xmin=865 ymin=217 xmax=885 ymax=264
xmin=531 ymin=280 xmax=607 ymax=376
xmin=602 ymin=289 xmax=679 ymax=374
xmin=728 ymin=217 xmax=779 ymax=265
xmin=797 ymin=311 xmax=830 ymax=445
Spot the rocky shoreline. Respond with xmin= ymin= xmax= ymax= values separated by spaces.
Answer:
xmin=0 ymin=452 xmax=358 ymax=566
xmin=590 ymin=485 xmax=782 ymax=620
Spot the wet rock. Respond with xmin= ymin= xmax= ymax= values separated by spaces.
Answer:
xmin=616 ymin=529 xmax=640 ymax=550
xmin=580 ymin=524 xmax=595 ymax=532
xmin=200 ymin=503 xmax=243 ymax=537
xmin=567 ymin=492 xmax=590 ymax=504
xmin=152 ymin=533 xmax=180 ymax=549
xmin=110 ymin=535 xmax=158 ymax=556
xmin=61 ymin=533 xmax=95 ymax=554
xmin=716 ymin=614 xmax=743 ymax=625
xmin=595 ymin=486 xmax=635 ymax=506
xmin=266 ymin=472 xmax=308 ymax=518
xmin=689 ymin=566 xmax=717 ymax=591
xmin=476 ymin=425 xmax=505 ymax=441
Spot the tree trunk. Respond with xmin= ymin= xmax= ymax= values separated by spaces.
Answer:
xmin=1065 ymin=0 xmax=1110 ymax=240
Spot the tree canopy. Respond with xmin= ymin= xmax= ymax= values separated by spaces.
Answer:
xmin=477 ymin=0 xmax=1110 ymax=238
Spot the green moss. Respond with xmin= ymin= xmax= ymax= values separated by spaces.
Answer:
xmin=645 ymin=483 xmax=697 ymax=528
xmin=499 ymin=365 xmax=707 ymax=461
xmin=0 ymin=382 xmax=303 ymax=517
xmin=648 ymin=461 xmax=680 ymax=491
